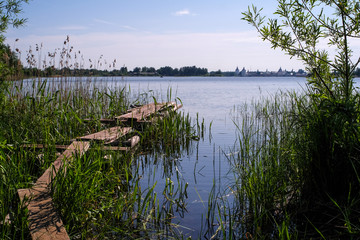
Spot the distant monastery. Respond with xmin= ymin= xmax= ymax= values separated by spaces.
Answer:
xmin=234 ymin=67 xmax=307 ymax=77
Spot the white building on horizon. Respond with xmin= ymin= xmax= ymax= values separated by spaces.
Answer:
xmin=235 ymin=66 xmax=247 ymax=76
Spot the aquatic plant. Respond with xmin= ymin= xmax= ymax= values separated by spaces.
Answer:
xmin=0 ymin=77 xmax=200 ymax=239
xmin=207 ymin=1 xmax=360 ymax=238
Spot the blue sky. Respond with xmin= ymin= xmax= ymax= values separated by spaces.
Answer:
xmin=5 ymin=0 xmax=305 ymax=71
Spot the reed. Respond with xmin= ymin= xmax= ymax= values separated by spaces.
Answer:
xmin=203 ymin=85 xmax=360 ymax=239
xmin=0 ymin=77 xmax=200 ymax=239
xmin=238 ymin=1 xmax=360 ymax=238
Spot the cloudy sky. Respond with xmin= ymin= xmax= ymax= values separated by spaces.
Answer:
xmin=5 ymin=0 xmax=307 ymax=71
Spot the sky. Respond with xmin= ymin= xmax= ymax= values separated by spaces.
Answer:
xmin=5 ymin=0 xmax=307 ymax=72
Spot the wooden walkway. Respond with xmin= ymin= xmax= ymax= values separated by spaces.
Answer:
xmin=18 ymin=141 xmax=90 ymax=240
xmin=16 ymin=102 xmax=181 ymax=240
xmin=116 ymin=102 xmax=174 ymax=121
xmin=79 ymin=126 xmax=132 ymax=144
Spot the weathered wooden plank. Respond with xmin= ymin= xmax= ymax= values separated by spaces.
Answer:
xmin=116 ymin=103 xmax=161 ymax=121
xmin=116 ymin=102 xmax=182 ymax=122
xmin=78 ymin=126 xmax=132 ymax=144
xmin=36 ymin=141 xmax=90 ymax=186
xmin=18 ymin=141 xmax=90 ymax=240
xmin=18 ymin=188 xmax=69 ymax=240
xmin=82 ymin=102 xmax=182 ymax=125
xmin=101 ymin=146 xmax=130 ymax=151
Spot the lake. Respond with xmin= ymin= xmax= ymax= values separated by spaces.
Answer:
xmin=102 ymin=76 xmax=308 ymax=238
xmin=21 ymin=76 xmax=308 ymax=238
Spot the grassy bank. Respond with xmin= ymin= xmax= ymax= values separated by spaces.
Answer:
xmin=204 ymin=85 xmax=360 ymax=239
xmin=233 ymin=1 xmax=360 ymax=238
xmin=0 ymin=77 xmax=200 ymax=239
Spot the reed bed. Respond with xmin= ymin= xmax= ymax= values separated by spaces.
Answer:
xmin=0 ymin=77 xmax=201 ymax=239
xmin=199 ymin=92 xmax=296 ymax=239
xmin=227 ymin=93 xmax=298 ymax=239
xmin=204 ymin=85 xmax=360 ymax=239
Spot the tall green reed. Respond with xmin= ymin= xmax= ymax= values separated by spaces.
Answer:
xmin=0 ymin=78 xmax=132 ymax=238
xmin=1 ymin=78 xmax=131 ymax=145
xmin=0 ymin=76 xmax=200 ymax=239
xmin=203 ymin=92 xmax=300 ymax=239
xmin=0 ymin=142 xmax=30 ymax=240
xmin=206 ymin=87 xmax=360 ymax=238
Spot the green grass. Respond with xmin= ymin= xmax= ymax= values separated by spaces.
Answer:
xmin=204 ymin=84 xmax=360 ymax=239
xmin=202 ymin=93 xmax=297 ymax=239
xmin=0 ymin=77 xmax=201 ymax=239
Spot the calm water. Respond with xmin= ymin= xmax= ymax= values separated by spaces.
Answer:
xmin=22 ymin=76 xmax=308 ymax=238
xmin=111 ymin=76 xmax=307 ymax=238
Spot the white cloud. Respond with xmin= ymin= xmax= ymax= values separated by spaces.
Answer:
xmin=173 ymin=9 xmax=191 ymax=16
xmin=58 ymin=25 xmax=88 ymax=31
xmin=93 ymin=18 xmax=114 ymax=25
xmin=121 ymin=25 xmax=138 ymax=31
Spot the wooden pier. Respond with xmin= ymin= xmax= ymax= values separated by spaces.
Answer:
xmin=15 ymin=102 xmax=181 ymax=240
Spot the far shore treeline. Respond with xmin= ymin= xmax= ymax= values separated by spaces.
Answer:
xmin=2 ymin=41 xmax=360 ymax=79
xmin=23 ymin=65 xmax=211 ymax=78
